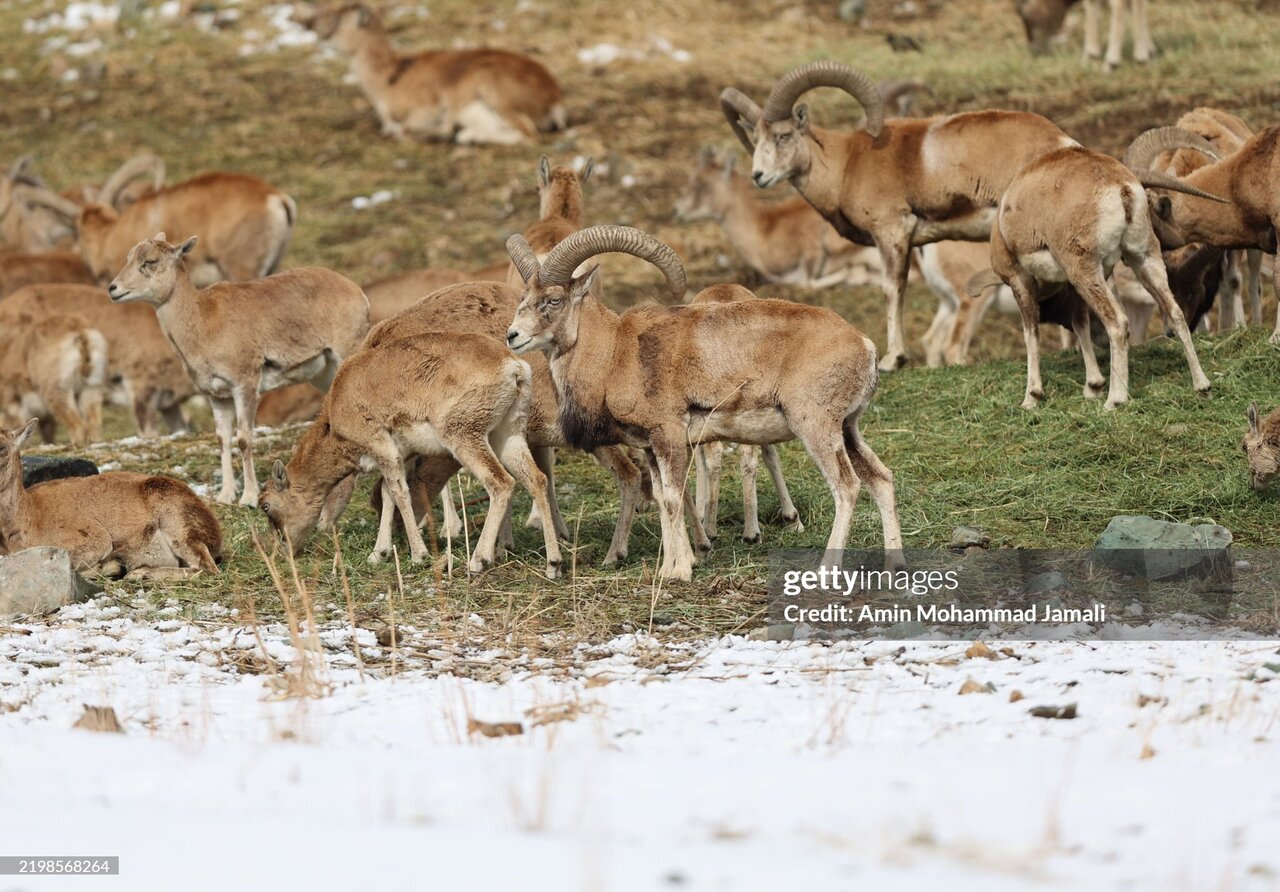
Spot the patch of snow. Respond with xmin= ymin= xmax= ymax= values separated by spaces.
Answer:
xmin=351 ymin=190 xmax=396 ymax=210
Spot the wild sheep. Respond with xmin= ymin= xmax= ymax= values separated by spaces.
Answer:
xmin=0 ymin=419 xmax=222 ymax=576
xmin=506 ymin=225 xmax=902 ymax=581
xmin=688 ymin=285 xmax=802 ymax=543
xmin=0 ymin=250 xmax=95 ymax=297
xmin=309 ymin=4 xmax=565 ymax=145
xmin=973 ymin=144 xmax=1219 ymax=409
xmin=364 ymin=267 xmax=471 ymax=322
xmin=721 ymin=61 xmax=1076 ymax=370
xmin=0 ymin=283 xmax=193 ymax=436
xmin=18 ymin=172 xmax=297 ymax=286
xmin=1243 ymin=402 xmax=1280 ymax=492
xmin=0 ymin=315 xmax=107 ymax=446
xmin=259 ymin=332 xmax=563 ymax=578
xmin=60 ymin=152 xmax=165 ymax=210
xmin=107 ymin=235 xmax=370 ymax=506
xmin=1125 ymin=125 xmax=1280 ymax=343
xmin=674 ymin=147 xmax=882 ymax=289
xmin=1016 ymin=0 xmax=1154 ymax=69
xmin=358 ymin=281 xmax=644 ymax=566
xmin=507 ymin=156 xmax=595 ymax=292
xmin=1 ymin=158 xmax=78 ymax=251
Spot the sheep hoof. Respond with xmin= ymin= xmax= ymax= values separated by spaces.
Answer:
xmin=742 ymin=533 xmax=762 ymax=545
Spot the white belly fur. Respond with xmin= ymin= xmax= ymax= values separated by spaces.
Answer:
xmin=687 ymin=407 xmax=793 ymax=446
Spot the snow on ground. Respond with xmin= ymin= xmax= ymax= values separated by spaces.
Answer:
xmin=1 ymin=596 xmax=1279 ymax=891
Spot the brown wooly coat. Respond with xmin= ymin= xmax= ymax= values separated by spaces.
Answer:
xmin=0 ymin=420 xmax=222 ymax=574
xmin=0 ymin=313 xmax=106 ymax=446
xmin=77 ymin=172 xmax=296 ymax=285
xmin=0 ymin=250 xmax=95 ymax=297
xmin=362 ymin=267 xmax=471 ymax=323
xmin=0 ymin=282 xmax=192 ymax=434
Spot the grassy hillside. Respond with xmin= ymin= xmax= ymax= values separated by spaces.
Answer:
xmin=3 ymin=0 xmax=1279 ymax=637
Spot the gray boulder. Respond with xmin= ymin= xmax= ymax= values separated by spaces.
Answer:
xmin=1094 ymin=515 xmax=1232 ymax=582
xmin=950 ymin=525 xmax=990 ymax=549
xmin=21 ymin=455 xmax=99 ymax=488
xmin=0 ymin=547 xmax=101 ymax=617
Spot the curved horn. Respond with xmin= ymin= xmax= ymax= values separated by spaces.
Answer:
xmin=876 ymin=79 xmax=933 ymax=117
xmin=1125 ymin=126 xmax=1222 ymax=174
xmin=540 ymin=225 xmax=686 ymax=301
xmin=7 ymin=156 xmax=33 ymax=181
xmin=1134 ymin=171 xmax=1229 ymax=204
xmin=720 ymin=88 xmax=762 ymax=153
xmin=506 ymin=234 xmax=542 ymax=284
xmin=965 ymin=268 xmax=1004 ymax=298
xmin=762 ymin=61 xmax=884 ymax=137
xmin=99 ymin=152 xmax=165 ymax=209
xmin=13 ymin=184 xmax=82 ymax=222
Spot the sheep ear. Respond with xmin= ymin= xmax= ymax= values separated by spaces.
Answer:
xmin=538 ymin=156 xmax=551 ymax=189
xmin=569 ymin=265 xmax=600 ymax=303
xmin=1248 ymin=401 xmax=1260 ymax=435
xmin=154 ymin=231 xmax=167 ymax=242
xmin=14 ymin=418 xmax=38 ymax=449
xmin=177 ymin=236 xmax=197 ymax=256
xmin=579 ymin=157 xmax=594 ymax=185
xmin=272 ymin=459 xmax=289 ymax=489
xmin=793 ymin=103 xmax=810 ymax=130
xmin=356 ymin=6 xmax=371 ymax=26
xmin=1155 ymin=196 xmax=1173 ymax=220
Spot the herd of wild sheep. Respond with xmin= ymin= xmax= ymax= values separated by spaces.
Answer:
xmin=3 ymin=2 xmax=1280 ymax=583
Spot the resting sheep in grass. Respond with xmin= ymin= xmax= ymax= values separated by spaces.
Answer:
xmin=1243 ymin=402 xmax=1280 ymax=492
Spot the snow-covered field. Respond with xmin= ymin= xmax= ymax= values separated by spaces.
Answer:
xmin=2 ymin=597 xmax=1279 ymax=891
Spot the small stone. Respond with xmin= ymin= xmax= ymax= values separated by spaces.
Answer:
xmin=950 ymin=526 xmax=990 ymax=549
xmin=0 ymin=547 xmax=100 ymax=617
xmin=886 ymin=620 xmax=927 ymax=640
xmin=1164 ymin=423 xmax=1189 ymax=436
xmin=1024 ymin=570 xmax=1068 ymax=595
xmin=1124 ymin=601 xmax=1145 ymax=617
xmin=748 ymin=623 xmax=796 ymax=641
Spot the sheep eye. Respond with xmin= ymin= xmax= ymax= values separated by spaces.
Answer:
xmin=260 ymin=502 xmax=271 ymax=513
xmin=141 ymin=260 xmax=156 ymax=272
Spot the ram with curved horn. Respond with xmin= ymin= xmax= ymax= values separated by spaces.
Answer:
xmin=60 ymin=152 xmax=166 ymax=209
xmin=1 ymin=159 xmax=81 ymax=251
xmin=973 ymin=144 xmax=1221 ymax=411
xmin=1126 ymin=123 xmax=1280 ymax=343
xmin=505 ymin=224 xmax=902 ymax=582
xmin=721 ymin=60 xmax=1076 ymax=370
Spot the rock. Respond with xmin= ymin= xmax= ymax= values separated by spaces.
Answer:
xmin=1094 ymin=515 xmax=1232 ymax=581
xmin=950 ymin=526 xmax=990 ymax=549
xmin=0 ymin=547 xmax=101 ymax=617
xmin=21 ymin=455 xmax=99 ymax=488
xmin=748 ymin=623 xmax=796 ymax=642
xmin=886 ymin=620 xmax=927 ymax=639
xmin=1024 ymin=570 xmax=1068 ymax=595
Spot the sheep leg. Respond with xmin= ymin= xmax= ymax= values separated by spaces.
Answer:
xmin=877 ymin=236 xmax=913 ymax=370
xmin=921 ymin=300 xmax=955 ymax=368
xmin=374 ymin=452 xmax=429 ymax=565
xmin=694 ymin=441 xmax=723 ymax=542
xmin=1071 ymin=265 xmax=1131 ymax=408
xmin=78 ymin=387 xmax=104 ymax=443
xmin=318 ymin=473 xmax=358 ymax=533
xmin=946 ymin=284 xmax=999 ymax=366
xmin=844 ymin=411 xmax=904 ymax=569
xmin=1129 ymin=254 xmax=1211 ymax=394
xmin=645 ymin=433 xmax=698 ymax=582
xmin=1131 ymin=0 xmax=1154 ymax=62
xmin=210 ymin=397 xmax=239 ymax=504
xmin=795 ymin=421 xmax=862 ymax=571
xmin=1270 ymin=250 xmax=1280 ymax=346
xmin=132 ymin=385 xmax=160 ymax=437
xmin=449 ymin=440 xmax=515 ymax=574
xmin=762 ymin=445 xmax=802 ymax=531
xmin=1007 ymin=272 xmax=1045 ymax=409
xmin=593 ymin=445 xmax=642 ymax=565
xmin=369 ymin=476 xmax=400 ymax=564
xmin=1247 ymin=249 xmax=1264 ymax=325
xmin=740 ymin=444 xmax=761 ymax=544
xmin=1104 ymin=0 xmax=1125 ymax=68
xmin=231 ymin=385 xmax=261 ymax=507
xmin=1071 ymin=300 xmax=1107 ymax=399
xmin=1082 ymin=0 xmax=1103 ymax=59
xmin=494 ymin=432 xmax=563 ymax=579
xmin=526 ymin=445 xmax=570 ymax=540
xmin=1217 ymin=252 xmax=1245 ymax=332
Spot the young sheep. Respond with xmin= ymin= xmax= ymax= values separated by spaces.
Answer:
xmin=107 ymin=235 xmax=370 ymax=506
xmin=310 ymin=4 xmax=565 ymax=145
xmin=0 ymin=283 xmax=193 ymax=436
xmin=258 ymin=332 xmax=563 ymax=578
xmin=722 ymin=62 xmax=1076 ymax=370
xmin=506 ymin=225 xmax=903 ymax=581
xmin=506 ymin=156 xmax=595 ymax=290
xmin=1244 ymin=402 xmax=1280 ymax=492
xmin=674 ymin=148 xmax=882 ymax=289
xmin=0 ymin=419 xmax=222 ymax=576
xmin=977 ymin=145 xmax=1219 ymax=409
xmin=0 ymin=315 xmax=107 ymax=446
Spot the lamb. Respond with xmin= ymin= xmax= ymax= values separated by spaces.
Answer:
xmin=972 ymin=144 xmax=1219 ymax=409
xmin=309 ymin=4 xmax=565 ymax=145
xmin=506 ymin=225 xmax=902 ymax=581
xmin=107 ymin=235 xmax=370 ymax=506
xmin=507 ymin=156 xmax=595 ymax=290
xmin=0 ymin=315 xmax=107 ymax=446
xmin=1125 ymin=125 xmax=1280 ymax=343
xmin=258 ymin=332 xmax=563 ymax=578
xmin=1243 ymin=402 xmax=1280 ymax=492
xmin=1016 ymin=0 xmax=1154 ymax=69
xmin=721 ymin=61 xmax=1076 ymax=370
xmin=0 ymin=419 xmax=222 ymax=576
xmin=0 ymin=283 xmax=193 ymax=436
xmin=358 ymin=281 xmax=644 ymax=566
xmin=674 ymin=148 xmax=882 ymax=289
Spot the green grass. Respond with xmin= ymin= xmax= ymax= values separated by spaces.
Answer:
xmin=3 ymin=0 xmax=1280 ymax=639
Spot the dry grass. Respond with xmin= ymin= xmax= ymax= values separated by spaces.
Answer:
xmin=3 ymin=0 xmax=1280 ymax=642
